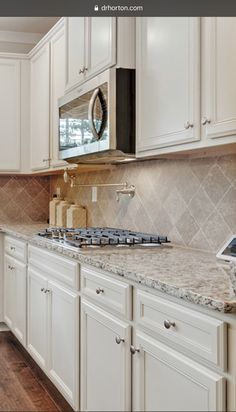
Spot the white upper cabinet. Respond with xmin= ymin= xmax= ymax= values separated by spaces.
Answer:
xmin=86 ymin=17 xmax=116 ymax=78
xmin=65 ymin=17 xmax=135 ymax=92
xmin=65 ymin=17 xmax=116 ymax=91
xmin=30 ymin=43 xmax=50 ymax=171
xmin=65 ymin=17 xmax=85 ymax=90
xmin=136 ymin=17 xmax=200 ymax=156
xmin=50 ymin=24 xmax=67 ymax=168
xmin=202 ymin=17 xmax=236 ymax=141
xmin=136 ymin=17 xmax=236 ymax=158
xmin=0 ymin=59 xmax=21 ymax=171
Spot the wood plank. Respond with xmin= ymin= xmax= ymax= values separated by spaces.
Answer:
xmin=0 ymin=331 xmax=74 ymax=411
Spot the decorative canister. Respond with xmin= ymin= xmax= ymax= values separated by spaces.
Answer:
xmin=56 ymin=200 xmax=70 ymax=227
xmin=66 ymin=205 xmax=87 ymax=228
xmin=49 ymin=196 xmax=62 ymax=226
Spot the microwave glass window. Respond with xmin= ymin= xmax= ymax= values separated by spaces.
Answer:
xmin=59 ymin=83 xmax=108 ymax=151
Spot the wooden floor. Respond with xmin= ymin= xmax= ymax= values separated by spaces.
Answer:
xmin=0 ymin=331 xmax=74 ymax=411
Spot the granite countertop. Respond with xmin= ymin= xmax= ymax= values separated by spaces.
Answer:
xmin=1 ymin=224 xmax=236 ymax=313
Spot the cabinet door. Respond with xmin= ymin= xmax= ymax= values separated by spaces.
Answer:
xmin=202 ymin=17 xmax=236 ymax=141
xmin=50 ymin=26 xmax=67 ymax=168
xmin=0 ymin=59 xmax=20 ymax=171
xmin=65 ymin=17 xmax=85 ymax=90
xmin=81 ymin=299 xmax=131 ymax=411
xmin=132 ymin=331 xmax=225 ymax=412
xmin=27 ymin=268 xmax=48 ymax=369
xmin=48 ymin=280 xmax=79 ymax=410
xmin=30 ymin=43 xmax=50 ymax=170
xmin=12 ymin=258 xmax=26 ymax=346
xmin=136 ymin=17 xmax=200 ymax=156
xmin=86 ymin=17 xmax=116 ymax=78
xmin=4 ymin=255 xmax=15 ymax=329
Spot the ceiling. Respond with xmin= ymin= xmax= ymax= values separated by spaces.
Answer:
xmin=0 ymin=17 xmax=60 ymax=34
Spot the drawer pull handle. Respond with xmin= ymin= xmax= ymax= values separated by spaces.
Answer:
xmin=115 ymin=336 xmax=125 ymax=345
xmin=130 ymin=345 xmax=140 ymax=355
xmin=10 ymin=246 xmax=15 ymax=251
xmin=44 ymin=289 xmax=51 ymax=294
xmin=96 ymin=287 xmax=104 ymax=295
xmin=164 ymin=320 xmax=176 ymax=329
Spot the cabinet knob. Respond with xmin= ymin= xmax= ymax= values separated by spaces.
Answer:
xmin=115 ymin=336 xmax=125 ymax=345
xmin=130 ymin=345 xmax=140 ymax=355
xmin=44 ymin=289 xmax=51 ymax=294
xmin=201 ymin=117 xmax=211 ymax=126
xmin=10 ymin=246 xmax=15 ymax=251
xmin=42 ymin=158 xmax=51 ymax=162
xmin=8 ymin=265 xmax=14 ymax=270
xmin=164 ymin=319 xmax=176 ymax=329
xmin=41 ymin=288 xmax=45 ymax=292
xmin=79 ymin=66 xmax=88 ymax=75
xmin=96 ymin=287 xmax=104 ymax=295
xmin=184 ymin=121 xmax=194 ymax=129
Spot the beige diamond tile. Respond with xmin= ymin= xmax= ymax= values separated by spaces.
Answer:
xmin=176 ymin=209 xmax=199 ymax=245
xmin=164 ymin=187 xmax=187 ymax=225
xmin=189 ymin=228 xmax=212 ymax=251
xmin=175 ymin=162 xmax=200 ymax=204
xmin=188 ymin=187 xmax=214 ymax=226
xmin=218 ymin=187 xmax=236 ymax=232
xmin=217 ymin=154 xmax=236 ymax=183
xmin=203 ymin=164 xmax=230 ymax=205
xmin=153 ymin=206 xmax=173 ymax=235
xmin=190 ymin=157 xmax=216 ymax=182
xmin=202 ymin=210 xmax=231 ymax=252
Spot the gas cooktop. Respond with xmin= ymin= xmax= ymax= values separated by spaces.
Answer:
xmin=37 ymin=227 xmax=170 ymax=249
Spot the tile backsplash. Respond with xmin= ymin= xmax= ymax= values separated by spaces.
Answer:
xmin=50 ymin=154 xmax=236 ymax=253
xmin=0 ymin=176 xmax=49 ymax=223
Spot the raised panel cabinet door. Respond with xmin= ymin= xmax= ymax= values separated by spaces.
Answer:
xmin=202 ymin=17 xmax=236 ymax=141
xmin=27 ymin=268 xmax=48 ymax=369
xmin=65 ymin=17 xmax=85 ymax=90
xmin=81 ymin=299 xmax=131 ymax=412
xmin=132 ymin=331 xmax=225 ymax=412
xmin=4 ymin=255 xmax=15 ymax=329
xmin=30 ymin=43 xmax=50 ymax=170
xmin=12 ymin=259 xmax=26 ymax=347
xmin=86 ymin=17 xmax=116 ymax=78
xmin=136 ymin=17 xmax=200 ymax=156
xmin=47 ymin=280 xmax=79 ymax=410
xmin=0 ymin=59 xmax=20 ymax=171
xmin=50 ymin=25 xmax=67 ymax=168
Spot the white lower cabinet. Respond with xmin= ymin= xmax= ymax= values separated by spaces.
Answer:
xmin=132 ymin=330 xmax=225 ymax=412
xmin=48 ymin=280 xmax=79 ymax=408
xmin=4 ymin=254 xmax=26 ymax=346
xmin=27 ymin=268 xmax=48 ymax=369
xmin=27 ymin=265 xmax=79 ymax=410
xmin=81 ymin=299 xmax=131 ymax=411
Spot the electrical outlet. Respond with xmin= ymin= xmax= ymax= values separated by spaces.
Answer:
xmin=92 ymin=186 xmax=97 ymax=202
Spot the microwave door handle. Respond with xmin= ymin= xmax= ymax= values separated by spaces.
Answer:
xmin=88 ymin=87 xmax=107 ymax=140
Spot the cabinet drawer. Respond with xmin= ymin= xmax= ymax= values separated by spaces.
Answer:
xmin=5 ymin=236 xmax=27 ymax=263
xmin=136 ymin=290 xmax=226 ymax=369
xmin=81 ymin=266 xmax=132 ymax=319
xmin=28 ymin=245 xmax=79 ymax=290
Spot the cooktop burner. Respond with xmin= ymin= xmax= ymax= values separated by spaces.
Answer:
xmin=37 ymin=227 xmax=170 ymax=248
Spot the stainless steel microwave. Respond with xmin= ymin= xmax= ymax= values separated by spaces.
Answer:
xmin=58 ymin=68 xmax=135 ymax=164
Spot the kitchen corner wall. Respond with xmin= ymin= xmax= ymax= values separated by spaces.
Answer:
xmin=50 ymin=154 xmax=236 ymax=253
xmin=0 ymin=176 xmax=49 ymax=223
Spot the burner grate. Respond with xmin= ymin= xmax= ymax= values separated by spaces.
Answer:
xmin=38 ymin=227 xmax=170 ymax=248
